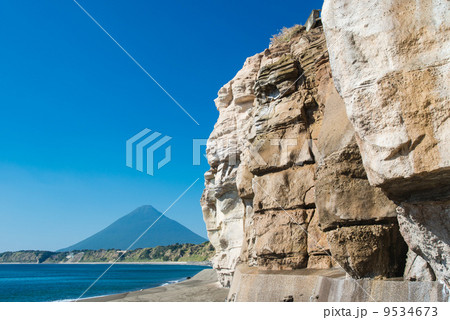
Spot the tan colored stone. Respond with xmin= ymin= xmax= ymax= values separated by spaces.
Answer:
xmin=323 ymin=0 xmax=450 ymax=190
xmin=307 ymin=255 xmax=334 ymax=269
xmin=236 ymin=164 xmax=254 ymax=199
xmin=397 ymin=201 xmax=450 ymax=283
xmin=253 ymin=166 xmax=315 ymax=212
xmin=248 ymin=123 xmax=309 ymax=175
xmin=323 ymin=0 xmax=450 ymax=282
xmin=316 ymin=141 xmax=397 ymax=230
xmin=253 ymin=210 xmax=310 ymax=270
xmin=254 ymin=54 xmax=299 ymax=104
xmin=307 ymin=210 xmax=329 ymax=255
xmin=203 ymin=20 xmax=417 ymax=288
xmin=327 ymin=224 xmax=408 ymax=279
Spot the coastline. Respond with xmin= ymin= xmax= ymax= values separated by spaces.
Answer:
xmin=80 ymin=269 xmax=229 ymax=302
xmin=0 ymin=261 xmax=211 ymax=266
xmin=0 ymin=262 xmax=218 ymax=302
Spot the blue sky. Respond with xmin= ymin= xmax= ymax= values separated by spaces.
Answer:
xmin=0 ymin=0 xmax=324 ymax=252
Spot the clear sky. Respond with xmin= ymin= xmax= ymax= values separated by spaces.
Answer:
xmin=0 ymin=0 xmax=324 ymax=252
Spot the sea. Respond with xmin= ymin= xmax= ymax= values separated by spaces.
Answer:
xmin=0 ymin=263 xmax=210 ymax=302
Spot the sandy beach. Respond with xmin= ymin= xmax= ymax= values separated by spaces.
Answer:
xmin=82 ymin=269 xmax=229 ymax=302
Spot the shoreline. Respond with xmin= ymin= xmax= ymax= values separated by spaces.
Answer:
xmin=80 ymin=269 xmax=229 ymax=302
xmin=70 ymin=277 xmax=187 ymax=302
xmin=0 ymin=261 xmax=211 ymax=266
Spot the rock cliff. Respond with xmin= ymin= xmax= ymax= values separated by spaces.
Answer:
xmin=322 ymin=0 xmax=449 ymax=284
xmin=202 ymin=2 xmax=448 ymax=294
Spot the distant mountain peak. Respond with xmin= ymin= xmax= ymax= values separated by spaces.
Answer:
xmin=59 ymin=206 xmax=206 ymax=251
xmin=126 ymin=205 xmax=160 ymax=217
xmin=135 ymin=204 xmax=157 ymax=211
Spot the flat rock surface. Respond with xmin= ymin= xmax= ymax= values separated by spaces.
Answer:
xmin=229 ymin=265 xmax=449 ymax=302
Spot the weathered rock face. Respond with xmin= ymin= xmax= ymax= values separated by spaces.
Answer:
xmin=322 ymin=0 xmax=449 ymax=190
xmin=404 ymin=249 xmax=436 ymax=282
xmin=315 ymin=140 xmax=398 ymax=231
xmin=397 ymin=202 xmax=450 ymax=282
xmin=201 ymin=53 xmax=263 ymax=287
xmin=322 ymin=0 xmax=450 ymax=283
xmin=202 ymin=24 xmax=408 ymax=286
xmin=327 ymin=223 xmax=407 ymax=279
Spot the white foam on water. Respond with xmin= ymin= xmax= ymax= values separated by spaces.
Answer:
xmin=160 ymin=278 xmax=186 ymax=287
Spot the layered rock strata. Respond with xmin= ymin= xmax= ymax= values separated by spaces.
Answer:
xmin=322 ymin=0 xmax=450 ymax=283
xmin=202 ymin=24 xmax=408 ymax=286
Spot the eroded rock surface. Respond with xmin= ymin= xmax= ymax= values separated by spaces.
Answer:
xmin=323 ymin=0 xmax=450 ymax=282
xmin=202 ymin=24 xmax=407 ymax=286
xmin=201 ymin=53 xmax=263 ymax=287
xmin=404 ymin=250 xmax=436 ymax=282
xmin=322 ymin=0 xmax=449 ymax=190
xmin=397 ymin=202 xmax=450 ymax=282
xmin=327 ymin=224 xmax=407 ymax=279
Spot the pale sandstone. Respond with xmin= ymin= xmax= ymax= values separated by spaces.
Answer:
xmin=252 ymin=166 xmax=315 ymax=212
xmin=323 ymin=0 xmax=450 ymax=282
xmin=201 ymin=53 xmax=263 ymax=286
xmin=253 ymin=210 xmax=311 ymax=269
xmin=322 ymin=0 xmax=450 ymax=190
xmin=404 ymin=249 xmax=436 ymax=282
xmin=202 ymin=15 xmax=434 ymax=287
xmin=397 ymin=201 xmax=450 ymax=283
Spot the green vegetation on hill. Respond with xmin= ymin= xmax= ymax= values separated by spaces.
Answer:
xmin=0 ymin=251 xmax=55 ymax=263
xmin=0 ymin=242 xmax=214 ymax=264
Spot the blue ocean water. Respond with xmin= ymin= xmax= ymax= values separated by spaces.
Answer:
xmin=0 ymin=263 xmax=210 ymax=302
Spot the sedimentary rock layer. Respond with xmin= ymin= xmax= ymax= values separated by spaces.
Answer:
xmin=202 ymin=23 xmax=408 ymax=286
xmin=322 ymin=0 xmax=450 ymax=283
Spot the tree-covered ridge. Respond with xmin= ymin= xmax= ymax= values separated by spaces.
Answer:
xmin=0 ymin=242 xmax=214 ymax=263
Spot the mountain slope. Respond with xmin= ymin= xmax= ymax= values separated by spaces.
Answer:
xmin=59 ymin=205 xmax=206 ymax=251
